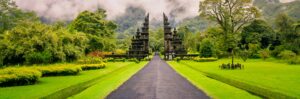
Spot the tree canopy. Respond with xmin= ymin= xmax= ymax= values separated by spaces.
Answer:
xmin=70 ymin=9 xmax=117 ymax=52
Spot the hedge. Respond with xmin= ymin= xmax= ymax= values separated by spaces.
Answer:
xmin=80 ymin=63 xmax=106 ymax=70
xmin=77 ymin=57 xmax=103 ymax=64
xmin=193 ymin=57 xmax=218 ymax=62
xmin=0 ymin=68 xmax=42 ymax=87
xmin=33 ymin=65 xmax=82 ymax=77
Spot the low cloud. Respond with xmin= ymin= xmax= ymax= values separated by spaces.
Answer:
xmin=14 ymin=0 xmax=199 ymax=22
xmin=14 ymin=0 xmax=294 ymax=22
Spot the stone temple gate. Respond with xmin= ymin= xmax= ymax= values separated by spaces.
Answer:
xmin=163 ymin=13 xmax=187 ymax=60
xmin=107 ymin=13 xmax=189 ymax=60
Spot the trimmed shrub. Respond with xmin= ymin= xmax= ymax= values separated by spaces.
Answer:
xmin=33 ymin=65 xmax=82 ymax=76
xmin=0 ymin=68 xmax=42 ymax=87
xmin=193 ymin=57 xmax=218 ymax=62
xmin=77 ymin=57 xmax=103 ymax=64
xmin=80 ymin=63 xmax=106 ymax=70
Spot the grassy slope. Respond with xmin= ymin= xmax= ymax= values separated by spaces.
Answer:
xmin=0 ymin=62 xmax=134 ymax=98
xmin=168 ymin=61 xmax=260 ymax=99
xmin=69 ymin=61 xmax=148 ymax=99
xmin=177 ymin=59 xmax=300 ymax=98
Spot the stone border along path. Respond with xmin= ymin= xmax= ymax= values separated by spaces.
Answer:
xmin=107 ymin=55 xmax=210 ymax=99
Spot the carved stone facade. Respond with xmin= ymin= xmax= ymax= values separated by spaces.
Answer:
xmin=127 ymin=14 xmax=150 ymax=59
xmin=163 ymin=13 xmax=187 ymax=60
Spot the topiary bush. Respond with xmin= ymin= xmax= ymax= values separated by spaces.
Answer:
xmin=0 ymin=68 xmax=42 ymax=87
xmin=33 ymin=65 xmax=82 ymax=77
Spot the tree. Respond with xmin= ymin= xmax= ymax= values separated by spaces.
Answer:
xmin=0 ymin=20 xmax=88 ymax=65
xmin=241 ymin=19 xmax=276 ymax=49
xmin=149 ymin=28 xmax=164 ymax=52
xmin=178 ymin=26 xmax=197 ymax=52
xmin=0 ymin=0 xmax=38 ymax=34
xmin=275 ymin=13 xmax=300 ymax=54
xmin=200 ymin=38 xmax=215 ymax=57
xmin=199 ymin=0 xmax=260 ymax=65
xmin=70 ymin=9 xmax=117 ymax=53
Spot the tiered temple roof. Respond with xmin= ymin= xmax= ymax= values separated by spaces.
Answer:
xmin=163 ymin=13 xmax=187 ymax=60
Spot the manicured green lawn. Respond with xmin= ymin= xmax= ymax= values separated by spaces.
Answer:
xmin=0 ymin=62 xmax=146 ymax=98
xmin=168 ymin=61 xmax=260 ymax=99
xmin=69 ymin=61 xmax=148 ymax=99
xmin=171 ymin=59 xmax=300 ymax=98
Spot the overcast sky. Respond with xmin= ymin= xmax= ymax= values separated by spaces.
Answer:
xmin=14 ymin=0 xmax=295 ymax=22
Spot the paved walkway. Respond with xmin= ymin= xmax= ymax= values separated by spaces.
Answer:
xmin=107 ymin=55 xmax=210 ymax=99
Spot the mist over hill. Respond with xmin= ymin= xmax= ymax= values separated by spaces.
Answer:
xmin=14 ymin=0 xmax=299 ymax=34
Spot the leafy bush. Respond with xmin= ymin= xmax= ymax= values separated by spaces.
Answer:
xmin=80 ymin=63 xmax=106 ymax=70
xmin=272 ymin=45 xmax=285 ymax=57
xmin=174 ymin=57 xmax=181 ymax=62
xmin=33 ymin=65 xmax=82 ymax=76
xmin=259 ymin=48 xmax=270 ymax=60
xmin=248 ymin=43 xmax=261 ymax=59
xmin=193 ymin=57 xmax=218 ymax=62
xmin=0 ymin=68 xmax=42 ymax=87
xmin=288 ymin=57 xmax=300 ymax=64
xmin=278 ymin=50 xmax=296 ymax=60
xmin=239 ymin=50 xmax=250 ymax=62
xmin=25 ymin=51 xmax=53 ymax=64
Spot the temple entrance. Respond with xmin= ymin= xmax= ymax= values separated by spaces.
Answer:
xmin=163 ymin=13 xmax=187 ymax=60
xmin=106 ymin=13 xmax=190 ymax=60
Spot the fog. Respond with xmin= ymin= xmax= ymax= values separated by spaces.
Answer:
xmin=14 ymin=0 xmax=295 ymax=22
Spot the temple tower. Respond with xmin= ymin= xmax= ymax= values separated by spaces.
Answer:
xmin=163 ymin=13 xmax=173 ymax=60
xmin=127 ymin=14 xmax=149 ymax=59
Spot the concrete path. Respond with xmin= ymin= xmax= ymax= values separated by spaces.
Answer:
xmin=106 ymin=55 xmax=210 ymax=99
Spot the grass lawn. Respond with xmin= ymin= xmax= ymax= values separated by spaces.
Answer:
xmin=69 ymin=61 xmax=148 ymax=99
xmin=168 ymin=61 xmax=260 ymax=99
xmin=171 ymin=59 xmax=300 ymax=98
xmin=0 ymin=62 xmax=146 ymax=99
